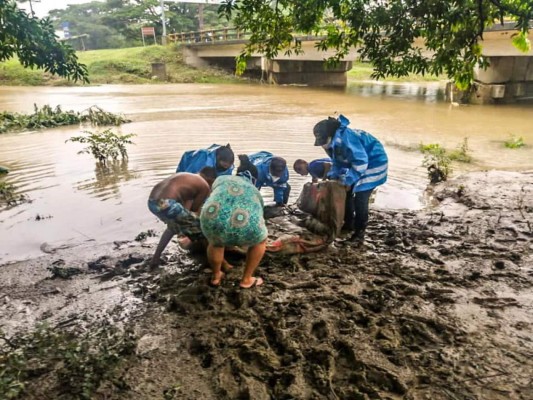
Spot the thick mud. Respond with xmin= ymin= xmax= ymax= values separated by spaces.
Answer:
xmin=1 ymin=171 xmax=532 ymax=399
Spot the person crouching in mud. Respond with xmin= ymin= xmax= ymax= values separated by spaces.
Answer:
xmin=148 ymin=167 xmax=217 ymax=267
xmin=176 ymin=143 xmax=235 ymax=177
xmin=200 ymin=155 xmax=268 ymax=289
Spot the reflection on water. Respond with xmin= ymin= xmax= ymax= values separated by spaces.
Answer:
xmin=0 ymin=83 xmax=532 ymax=263
xmin=75 ymin=160 xmax=139 ymax=200
xmin=347 ymin=81 xmax=446 ymax=103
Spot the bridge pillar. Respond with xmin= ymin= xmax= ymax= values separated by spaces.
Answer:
xmin=264 ymin=59 xmax=352 ymax=87
xmin=449 ymin=56 xmax=533 ymax=104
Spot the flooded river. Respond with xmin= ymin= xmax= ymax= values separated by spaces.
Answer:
xmin=0 ymin=83 xmax=532 ymax=263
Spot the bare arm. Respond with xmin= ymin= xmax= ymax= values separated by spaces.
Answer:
xmin=190 ymin=185 xmax=210 ymax=213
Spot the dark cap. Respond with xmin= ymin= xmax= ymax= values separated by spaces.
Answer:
xmin=313 ymin=117 xmax=340 ymax=146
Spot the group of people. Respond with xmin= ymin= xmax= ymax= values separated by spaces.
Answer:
xmin=148 ymin=114 xmax=388 ymax=288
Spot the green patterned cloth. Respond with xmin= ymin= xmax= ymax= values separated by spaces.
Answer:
xmin=200 ymin=175 xmax=268 ymax=247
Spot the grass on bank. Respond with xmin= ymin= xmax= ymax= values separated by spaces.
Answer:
xmin=0 ymin=45 xmax=445 ymax=86
xmin=0 ymin=45 xmax=243 ymax=86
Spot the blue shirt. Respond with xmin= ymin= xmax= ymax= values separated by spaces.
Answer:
xmin=247 ymin=151 xmax=290 ymax=204
xmin=176 ymin=144 xmax=233 ymax=177
xmin=308 ymin=158 xmax=332 ymax=180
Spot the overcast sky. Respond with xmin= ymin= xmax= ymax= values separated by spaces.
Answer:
xmin=19 ymin=0 xmax=104 ymax=18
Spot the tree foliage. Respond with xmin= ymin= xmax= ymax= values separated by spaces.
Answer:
xmin=220 ymin=0 xmax=533 ymax=88
xmin=47 ymin=0 xmax=230 ymax=50
xmin=0 ymin=0 xmax=88 ymax=82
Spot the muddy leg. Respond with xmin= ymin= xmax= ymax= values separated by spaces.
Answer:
xmin=207 ymin=244 xmax=225 ymax=286
xmin=151 ymin=228 xmax=175 ymax=267
xmin=240 ymin=240 xmax=266 ymax=288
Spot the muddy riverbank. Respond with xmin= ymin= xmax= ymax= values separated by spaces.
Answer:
xmin=1 ymin=170 xmax=532 ymax=399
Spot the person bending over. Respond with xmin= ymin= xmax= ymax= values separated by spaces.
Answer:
xmin=148 ymin=167 xmax=216 ymax=267
xmin=293 ymin=158 xmax=332 ymax=183
xmin=246 ymin=151 xmax=290 ymax=206
xmin=176 ymin=143 xmax=234 ymax=177
xmin=313 ymin=115 xmax=388 ymax=245
xmin=200 ymin=160 xmax=267 ymax=289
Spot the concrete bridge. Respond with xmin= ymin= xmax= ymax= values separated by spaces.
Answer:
xmin=169 ymin=24 xmax=533 ymax=104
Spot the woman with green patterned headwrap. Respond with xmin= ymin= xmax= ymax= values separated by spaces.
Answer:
xmin=200 ymin=156 xmax=267 ymax=288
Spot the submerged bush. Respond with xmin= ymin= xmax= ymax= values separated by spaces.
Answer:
xmin=504 ymin=134 xmax=525 ymax=149
xmin=0 ymin=104 xmax=130 ymax=133
xmin=419 ymin=137 xmax=473 ymax=183
xmin=0 ymin=181 xmax=29 ymax=207
xmin=419 ymin=143 xmax=452 ymax=183
xmin=67 ymin=129 xmax=136 ymax=165
xmin=448 ymin=137 xmax=472 ymax=163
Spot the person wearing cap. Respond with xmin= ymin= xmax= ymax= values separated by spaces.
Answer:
xmin=246 ymin=151 xmax=291 ymax=206
xmin=293 ymin=158 xmax=332 ymax=182
xmin=176 ymin=144 xmax=235 ymax=177
xmin=313 ymin=114 xmax=388 ymax=245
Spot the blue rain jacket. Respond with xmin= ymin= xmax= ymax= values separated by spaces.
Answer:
xmin=308 ymin=157 xmax=332 ymax=180
xmin=248 ymin=151 xmax=290 ymax=204
xmin=325 ymin=115 xmax=388 ymax=193
xmin=176 ymin=144 xmax=234 ymax=177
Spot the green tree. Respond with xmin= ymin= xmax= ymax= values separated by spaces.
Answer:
xmin=48 ymin=1 xmax=137 ymax=49
xmin=167 ymin=2 xmax=229 ymax=33
xmin=47 ymin=0 xmax=228 ymax=49
xmin=220 ymin=0 xmax=533 ymax=88
xmin=1 ymin=0 xmax=88 ymax=82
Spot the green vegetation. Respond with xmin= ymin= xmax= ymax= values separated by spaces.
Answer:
xmin=222 ymin=0 xmax=532 ymax=88
xmin=67 ymin=129 xmax=136 ymax=165
xmin=419 ymin=138 xmax=472 ymax=183
xmin=0 ymin=181 xmax=28 ymax=207
xmin=504 ymin=134 xmax=525 ymax=149
xmin=419 ymin=143 xmax=452 ymax=184
xmin=48 ymin=1 xmax=229 ymax=50
xmin=0 ymin=324 xmax=135 ymax=399
xmin=0 ymin=1 xmax=87 ymax=82
xmin=0 ymin=45 xmax=242 ymax=86
xmin=448 ymin=138 xmax=472 ymax=163
xmin=0 ymin=105 xmax=130 ymax=134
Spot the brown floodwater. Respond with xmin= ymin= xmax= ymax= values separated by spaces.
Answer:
xmin=0 ymin=83 xmax=532 ymax=263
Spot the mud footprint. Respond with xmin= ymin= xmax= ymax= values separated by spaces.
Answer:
xmin=472 ymin=296 xmax=520 ymax=308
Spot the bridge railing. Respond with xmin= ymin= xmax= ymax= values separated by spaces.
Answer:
xmin=167 ymin=28 xmax=250 ymax=44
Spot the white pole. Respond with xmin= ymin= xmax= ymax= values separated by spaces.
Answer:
xmin=160 ymin=0 xmax=167 ymax=45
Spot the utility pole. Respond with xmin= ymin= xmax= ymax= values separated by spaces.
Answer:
xmin=198 ymin=3 xmax=204 ymax=31
xmin=160 ymin=0 xmax=167 ymax=45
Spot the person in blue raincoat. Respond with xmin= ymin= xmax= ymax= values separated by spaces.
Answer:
xmin=245 ymin=151 xmax=291 ymax=206
xmin=293 ymin=158 xmax=332 ymax=182
xmin=313 ymin=115 xmax=388 ymax=245
xmin=176 ymin=144 xmax=234 ymax=177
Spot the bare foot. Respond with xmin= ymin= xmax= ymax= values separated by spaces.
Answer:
xmin=210 ymin=271 xmax=224 ymax=287
xmin=221 ymin=259 xmax=234 ymax=273
xmin=240 ymin=277 xmax=264 ymax=289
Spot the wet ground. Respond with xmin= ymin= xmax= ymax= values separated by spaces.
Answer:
xmin=1 ymin=170 xmax=531 ymax=399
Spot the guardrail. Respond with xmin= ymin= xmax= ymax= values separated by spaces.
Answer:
xmin=167 ymin=28 xmax=250 ymax=44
